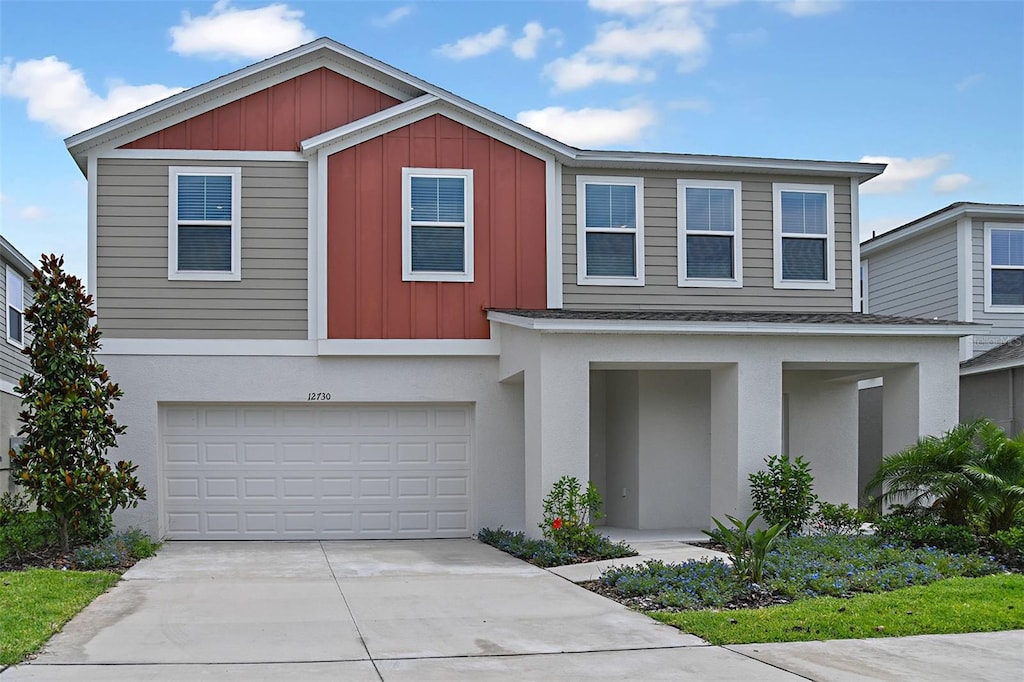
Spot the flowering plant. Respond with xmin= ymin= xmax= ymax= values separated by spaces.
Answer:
xmin=540 ymin=476 xmax=605 ymax=554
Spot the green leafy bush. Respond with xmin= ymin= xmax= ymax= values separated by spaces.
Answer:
xmin=540 ymin=476 xmax=606 ymax=554
xmin=989 ymin=526 xmax=1024 ymax=570
xmin=809 ymin=502 xmax=864 ymax=535
xmin=601 ymin=559 xmax=741 ymax=609
xmin=72 ymin=528 xmax=161 ymax=570
xmin=705 ymin=512 xmax=787 ymax=585
xmin=873 ymin=506 xmax=980 ymax=555
xmin=0 ymin=510 xmax=56 ymax=562
xmin=749 ymin=455 xmax=818 ymax=534
xmin=478 ymin=527 xmax=635 ymax=568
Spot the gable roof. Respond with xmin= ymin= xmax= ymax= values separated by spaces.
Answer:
xmin=65 ymin=38 xmax=886 ymax=180
xmin=861 ymin=202 xmax=1024 ymax=255
xmin=961 ymin=334 xmax=1024 ymax=375
xmin=0 ymin=235 xmax=34 ymax=279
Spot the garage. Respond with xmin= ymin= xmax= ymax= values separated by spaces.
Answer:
xmin=160 ymin=403 xmax=473 ymax=539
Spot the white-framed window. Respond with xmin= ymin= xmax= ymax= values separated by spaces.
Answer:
xmin=677 ymin=179 xmax=743 ymax=287
xmin=773 ymin=183 xmax=835 ymax=290
xmin=984 ymin=222 xmax=1024 ymax=311
xmin=576 ymin=175 xmax=645 ymax=286
xmin=402 ymin=168 xmax=474 ymax=282
xmin=6 ymin=266 xmax=25 ymax=348
xmin=168 ymin=166 xmax=242 ymax=281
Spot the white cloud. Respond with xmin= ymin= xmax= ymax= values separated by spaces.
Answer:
xmin=516 ymin=105 xmax=656 ymax=147
xmin=18 ymin=205 xmax=46 ymax=221
xmin=728 ymin=27 xmax=768 ymax=47
xmin=860 ymin=154 xmax=952 ymax=195
xmin=955 ymin=73 xmax=985 ymax=92
xmin=372 ymin=4 xmax=413 ymax=28
xmin=933 ymin=173 xmax=972 ymax=194
xmin=512 ymin=22 xmax=559 ymax=60
xmin=0 ymin=56 xmax=184 ymax=136
xmin=775 ymin=0 xmax=843 ymax=17
xmin=544 ymin=54 xmax=655 ymax=91
xmin=169 ymin=0 xmax=315 ymax=60
xmin=436 ymin=26 xmax=509 ymax=60
xmin=669 ymin=97 xmax=712 ymax=113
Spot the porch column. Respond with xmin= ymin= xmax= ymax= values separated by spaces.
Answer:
xmin=882 ymin=359 xmax=959 ymax=458
xmin=523 ymin=347 xmax=590 ymax=537
xmin=787 ymin=375 xmax=860 ymax=506
xmin=710 ymin=359 xmax=783 ymax=522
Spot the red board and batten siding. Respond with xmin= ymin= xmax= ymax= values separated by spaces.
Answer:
xmin=327 ymin=114 xmax=547 ymax=339
xmin=121 ymin=68 xmax=401 ymax=151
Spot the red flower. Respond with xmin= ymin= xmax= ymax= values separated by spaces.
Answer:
xmin=552 ymin=518 xmax=563 ymax=530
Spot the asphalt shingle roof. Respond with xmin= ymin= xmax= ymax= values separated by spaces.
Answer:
xmin=961 ymin=334 xmax=1024 ymax=371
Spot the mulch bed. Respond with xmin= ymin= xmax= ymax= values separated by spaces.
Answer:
xmin=0 ymin=547 xmax=140 ymax=573
xmin=580 ymin=579 xmax=793 ymax=612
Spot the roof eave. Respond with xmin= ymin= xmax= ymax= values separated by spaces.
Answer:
xmin=862 ymin=203 xmax=1024 ymax=255
xmin=0 ymin=235 xmax=35 ymax=277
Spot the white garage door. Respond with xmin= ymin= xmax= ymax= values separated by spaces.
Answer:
xmin=161 ymin=404 xmax=473 ymax=539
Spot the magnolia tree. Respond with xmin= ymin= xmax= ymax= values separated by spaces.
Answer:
xmin=9 ymin=254 xmax=145 ymax=551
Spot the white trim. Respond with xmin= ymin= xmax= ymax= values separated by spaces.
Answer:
xmin=983 ymin=222 xmax=1024 ymax=313
xmin=858 ymin=377 xmax=883 ymax=390
xmin=861 ymin=204 xmax=1024 ymax=255
xmin=575 ymin=175 xmax=645 ymax=287
xmin=487 ymin=311 xmax=975 ymax=337
xmin=545 ymin=160 xmax=563 ymax=309
xmin=317 ymin=152 xmax=329 ymax=340
xmin=850 ymin=177 xmax=861 ymax=312
xmin=99 ymin=339 xmax=318 ymax=356
xmin=956 ymin=216 xmax=973 ymax=361
xmin=317 ymin=338 xmax=500 ymax=356
xmin=401 ymin=168 xmax=474 ymax=283
xmin=861 ymin=259 xmax=870 ymax=313
xmin=0 ymin=378 xmax=18 ymax=396
xmin=101 ymin=149 xmax=306 ymax=162
xmin=87 ymin=155 xmax=98 ymax=299
xmin=307 ymin=159 xmax=318 ymax=341
xmin=571 ymin=151 xmax=885 ymax=179
xmin=677 ymin=179 xmax=743 ymax=288
xmin=5 ymin=265 xmax=25 ymax=348
xmin=773 ymin=183 xmax=836 ymax=290
xmin=167 ymin=166 xmax=242 ymax=281
xmin=300 ymin=95 xmax=438 ymax=152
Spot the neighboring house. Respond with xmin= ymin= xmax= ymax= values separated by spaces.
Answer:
xmin=0 ymin=235 xmax=34 ymax=496
xmin=64 ymin=38 xmax=969 ymax=541
xmin=861 ymin=203 xmax=1024 ymax=435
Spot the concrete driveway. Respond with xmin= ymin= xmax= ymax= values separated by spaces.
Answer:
xmin=2 ymin=540 xmax=1021 ymax=681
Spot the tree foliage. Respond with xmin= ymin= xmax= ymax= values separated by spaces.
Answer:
xmin=749 ymin=455 xmax=818 ymax=534
xmin=8 ymin=254 xmax=145 ymax=551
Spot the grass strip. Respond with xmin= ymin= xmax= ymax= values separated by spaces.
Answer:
xmin=651 ymin=574 xmax=1024 ymax=645
xmin=0 ymin=569 xmax=119 ymax=665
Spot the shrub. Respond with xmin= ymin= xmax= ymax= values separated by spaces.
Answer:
xmin=705 ymin=512 xmax=787 ymax=585
xmin=478 ymin=527 xmax=634 ymax=567
xmin=72 ymin=528 xmax=161 ymax=570
xmin=0 ymin=510 xmax=56 ymax=562
xmin=749 ymin=455 xmax=818 ymax=533
xmin=809 ymin=502 xmax=864 ymax=535
xmin=989 ymin=527 xmax=1024 ymax=570
xmin=539 ymin=476 xmax=606 ymax=554
xmin=873 ymin=506 xmax=980 ymax=555
xmin=601 ymin=559 xmax=741 ymax=609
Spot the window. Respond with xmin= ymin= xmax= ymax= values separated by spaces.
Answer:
xmin=6 ymin=266 xmax=24 ymax=347
xmin=678 ymin=180 xmax=742 ymax=287
xmin=168 ymin=167 xmax=241 ymax=281
xmin=576 ymin=176 xmax=644 ymax=286
xmin=402 ymin=168 xmax=474 ymax=282
xmin=773 ymin=183 xmax=835 ymax=290
xmin=985 ymin=223 xmax=1024 ymax=311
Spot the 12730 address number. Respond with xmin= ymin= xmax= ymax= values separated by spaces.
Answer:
xmin=307 ymin=392 xmax=332 ymax=401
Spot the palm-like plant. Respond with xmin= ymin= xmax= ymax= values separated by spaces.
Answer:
xmin=962 ymin=423 xmax=1024 ymax=532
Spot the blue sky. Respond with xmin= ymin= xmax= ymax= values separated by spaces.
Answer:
xmin=1 ymin=0 xmax=1021 ymax=279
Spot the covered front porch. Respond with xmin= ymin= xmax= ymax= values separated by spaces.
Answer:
xmin=490 ymin=310 xmax=968 ymax=536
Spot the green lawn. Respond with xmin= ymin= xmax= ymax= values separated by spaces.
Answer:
xmin=0 ymin=569 xmax=119 ymax=666
xmin=651 ymin=574 xmax=1024 ymax=645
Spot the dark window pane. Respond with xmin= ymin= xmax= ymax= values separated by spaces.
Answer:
xmin=686 ymin=235 xmax=733 ymax=279
xmin=586 ymin=232 xmax=636 ymax=277
xmin=8 ymin=308 xmax=22 ymax=344
xmin=178 ymin=225 xmax=232 ymax=271
xmin=992 ymin=269 xmax=1024 ymax=306
xmin=412 ymin=226 xmax=465 ymax=272
xmin=178 ymin=175 xmax=232 ymax=221
xmin=781 ymin=191 xmax=827 ymax=235
xmin=991 ymin=229 xmax=1024 ymax=267
xmin=585 ymin=184 xmax=636 ymax=229
xmin=782 ymin=237 xmax=826 ymax=280
xmin=685 ymin=187 xmax=734 ymax=232
xmin=410 ymin=176 xmax=465 ymax=223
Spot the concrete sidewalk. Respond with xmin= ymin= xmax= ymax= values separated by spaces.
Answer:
xmin=1 ymin=540 xmax=1021 ymax=681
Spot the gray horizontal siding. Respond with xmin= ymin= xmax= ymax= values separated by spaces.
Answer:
xmin=1 ymin=260 xmax=32 ymax=385
xmin=971 ymin=217 xmax=1024 ymax=356
xmin=95 ymin=159 xmax=308 ymax=339
xmin=562 ymin=169 xmax=855 ymax=311
xmin=865 ymin=222 xmax=958 ymax=320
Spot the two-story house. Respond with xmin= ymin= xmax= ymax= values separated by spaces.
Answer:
xmin=861 ymin=202 xmax=1024 ymax=435
xmin=1 ymin=235 xmax=33 ymax=495
xmin=64 ymin=38 xmax=969 ymax=541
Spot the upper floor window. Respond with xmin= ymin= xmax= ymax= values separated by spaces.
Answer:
xmin=773 ymin=183 xmax=835 ymax=290
xmin=6 ymin=266 xmax=24 ymax=347
xmin=576 ymin=176 xmax=644 ymax=286
xmin=985 ymin=223 xmax=1024 ymax=311
xmin=168 ymin=167 xmax=241 ymax=281
xmin=678 ymin=180 xmax=742 ymax=288
xmin=402 ymin=168 xmax=474 ymax=282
